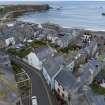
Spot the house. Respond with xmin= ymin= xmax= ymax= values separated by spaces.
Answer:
xmin=55 ymin=34 xmax=73 ymax=48
xmin=42 ymin=54 xmax=66 ymax=89
xmin=54 ymin=29 xmax=80 ymax=48
xmin=0 ymin=51 xmax=22 ymax=105
xmin=24 ymin=45 xmax=56 ymax=70
xmin=94 ymin=34 xmax=105 ymax=46
xmin=74 ymin=41 xmax=98 ymax=69
xmin=5 ymin=36 xmax=15 ymax=46
xmin=65 ymin=45 xmax=93 ymax=73
xmin=89 ymin=41 xmax=98 ymax=57
xmin=55 ymin=68 xmax=80 ymax=102
xmin=94 ymin=53 xmax=105 ymax=83
xmin=0 ymin=26 xmax=16 ymax=46
xmin=77 ymin=58 xmax=102 ymax=85
xmin=74 ymin=48 xmax=88 ymax=68
xmin=0 ymin=32 xmax=15 ymax=47
xmin=71 ymin=88 xmax=105 ymax=105
xmin=65 ymin=42 xmax=98 ymax=73
xmin=81 ymin=34 xmax=91 ymax=44
xmin=46 ymin=29 xmax=58 ymax=43
xmin=1 ymin=21 xmax=39 ymax=43
xmin=71 ymin=58 xmax=102 ymax=92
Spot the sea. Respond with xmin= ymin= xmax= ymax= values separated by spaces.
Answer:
xmin=1 ymin=1 xmax=105 ymax=31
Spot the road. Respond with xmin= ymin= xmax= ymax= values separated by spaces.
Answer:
xmin=10 ymin=56 xmax=53 ymax=105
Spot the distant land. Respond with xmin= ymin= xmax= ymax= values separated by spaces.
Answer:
xmin=0 ymin=1 xmax=49 ymax=5
xmin=0 ymin=4 xmax=50 ymax=22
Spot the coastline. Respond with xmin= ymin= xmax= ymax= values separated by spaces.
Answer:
xmin=63 ymin=26 xmax=105 ymax=32
xmin=17 ymin=19 xmax=105 ymax=32
xmin=0 ymin=4 xmax=105 ymax=33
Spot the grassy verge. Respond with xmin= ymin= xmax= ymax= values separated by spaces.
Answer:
xmin=91 ymin=82 xmax=105 ymax=95
xmin=30 ymin=40 xmax=46 ymax=48
xmin=7 ymin=40 xmax=47 ymax=58
xmin=7 ymin=48 xmax=31 ymax=58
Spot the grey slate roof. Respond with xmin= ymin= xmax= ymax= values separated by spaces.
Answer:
xmin=71 ymin=88 xmax=105 ymax=105
xmin=83 ymin=46 xmax=92 ymax=55
xmin=35 ymin=45 xmax=55 ymax=61
xmin=55 ymin=69 xmax=78 ymax=91
xmin=57 ymin=34 xmax=73 ymax=43
xmin=79 ymin=58 xmax=102 ymax=84
xmin=43 ymin=54 xmax=65 ymax=78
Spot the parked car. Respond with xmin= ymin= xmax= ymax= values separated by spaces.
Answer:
xmin=32 ymin=96 xmax=38 ymax=105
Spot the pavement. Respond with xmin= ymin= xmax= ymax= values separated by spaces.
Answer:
xmin=10 ymin=55 xmax=55 ymax=105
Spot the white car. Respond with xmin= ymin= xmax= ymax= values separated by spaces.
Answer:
xmin=32 ymin=96 xmax=38 ymax=105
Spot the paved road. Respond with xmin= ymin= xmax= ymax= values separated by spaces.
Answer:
xmin=10 ymin=56 xmax=53 ymax=105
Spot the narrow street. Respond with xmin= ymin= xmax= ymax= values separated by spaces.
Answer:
xmin=10 ymin=56 xmax=55 ymax=105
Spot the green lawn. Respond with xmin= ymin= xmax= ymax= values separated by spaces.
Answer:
xmin=30 ymin=40 xmax=46 ymax=48
xmin=91 ymin=83 xmax=105 ymax=95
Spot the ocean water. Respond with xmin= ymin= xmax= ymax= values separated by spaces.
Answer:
xmin=16 ymin=1 xmax=105 ymax=31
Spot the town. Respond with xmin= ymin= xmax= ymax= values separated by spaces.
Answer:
xmin=0 ymin=20 xmax=105 ymax=105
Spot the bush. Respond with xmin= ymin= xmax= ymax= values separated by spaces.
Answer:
xmin=7 ymin=48 xmax=31 ymax=58
xmin=16 ymin=48 xmax=31 ymax=58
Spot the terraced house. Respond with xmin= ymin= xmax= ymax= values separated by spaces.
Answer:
xmin=42 ymin=54 xmax=66 ymax=89
xmin=23 ymin=45 xmax=56 ymax=70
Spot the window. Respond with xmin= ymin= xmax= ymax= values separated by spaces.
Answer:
xmin=16 ymin=101 xmax=20 ymax=105
xmin=62 ymin=93 xmax=64 ymax=98
xmin=57 ymin=88 xmax=60 ymax=93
